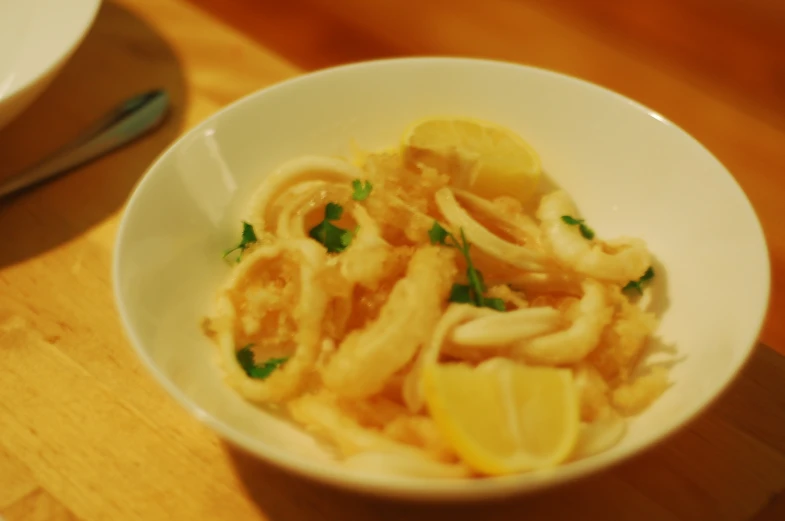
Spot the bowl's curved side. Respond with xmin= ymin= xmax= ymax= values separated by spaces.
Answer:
xmin=0 ymin=0 xmax=101 ymax=129
xmin=113 ymin=57 xmax=772 ymax=501
xmin=0 ymin=60 xmax=63 ymax=129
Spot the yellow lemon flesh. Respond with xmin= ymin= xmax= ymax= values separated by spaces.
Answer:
xmin=402 ymin=117 xmax=542 ymax=202
xmin=423 ymin=358 xmax=579 ymax=475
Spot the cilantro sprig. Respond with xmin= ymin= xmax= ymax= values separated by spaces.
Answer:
xmin=429 ymin=222 xmax=506 ymax=312
xmin=309 ymin=202 xmax=355 ymax=253
xmin=223 ymin=221 xmax=258 ymax=262
xmin=352 ymin=179 xmax=373 ymax=201
xmin=623 ymin=267 xmax=655 ymax=295
xmin=561 ymin=215 xmax=595 ymax=240
xmin=236 ymin=344 xmax=288 ymax=379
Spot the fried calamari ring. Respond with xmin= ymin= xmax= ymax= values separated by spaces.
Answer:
xmin=322 ymin=246 xmax=457 ymax=399
xmin=537 ymin=190 xmax=650 ymax=283
xmin=214 ymin=239 xmax=328 ymax=402
xmin=434 ymin=187 xmax=547 ymax=271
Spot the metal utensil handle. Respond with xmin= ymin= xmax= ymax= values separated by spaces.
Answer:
xmin=0 ymin=89 xmax=170 ymax=200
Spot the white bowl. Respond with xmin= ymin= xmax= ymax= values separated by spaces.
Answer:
xmin=113 ymin=57 xmax=770 ymax=500
xmin=0 ymin=0 xmax=101 ymax=129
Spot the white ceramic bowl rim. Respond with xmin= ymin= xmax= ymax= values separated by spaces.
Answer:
xmin=113 ymin=57 xmax=771 ymax=500
xmin=0 ymin=0 xmax=102 ymax=102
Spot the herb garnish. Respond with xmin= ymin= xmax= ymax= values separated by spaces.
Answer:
xmin=223 ymin=221 xmax=258 ymax=262
xmin=429 ymin=222 xmax=506 ymax=311
xmin=236 ymin=344 xmax=288 ymax=379
xmin=561 ymin=215 xmax=595 ymax=240
xmin=623 ymin=266 xmax=655 ymax=295
xmin=309 ymin=202 xmax=354 ymax=253
xmin=352 ymin=179 xmax=373 ymax=201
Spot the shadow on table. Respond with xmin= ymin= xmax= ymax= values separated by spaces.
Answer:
xmin=0 ymin=1 xmax=187 ymax=269
xmin=224 ymin=345 xmax=785 ymax=521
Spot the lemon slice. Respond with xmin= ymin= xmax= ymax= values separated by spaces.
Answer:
xmin=423 ymin=358 xmax=579 ymax=475
xmin=402 ymin=117 xmax=542 ymax=202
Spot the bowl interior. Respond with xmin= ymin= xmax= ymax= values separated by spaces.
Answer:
xmin=114 ymin=58 xmax=770 ymax=499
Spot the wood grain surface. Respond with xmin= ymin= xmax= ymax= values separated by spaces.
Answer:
xmin=0 ymin=0 xmax=783 ymax=520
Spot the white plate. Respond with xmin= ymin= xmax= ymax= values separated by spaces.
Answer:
xmin=113 ymin=57 xmax=770 ymax=501
xmin=0 ymin=0 xmax=101 ymax=129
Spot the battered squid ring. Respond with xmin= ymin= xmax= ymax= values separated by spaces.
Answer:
xmin=511 ymin=280 xmax=614 ymax=365
xmin=434 ymin=187 xmax=548 ymax=271
xmin=402 ymin=304 xmax=494 ymax=413
xmin=322 ymin=246 xmax=457 ymax=399
xmin=338 ymin=205 xmax=393 ymax=289
xmin=214 ymin=239 xmax=328 ymax=402
xmin=275 ymin=181 xmax=352 ymax=239
xmin=537 ymin=190 xmax=650 ymax=283
xmin=248 ymin=155 xmax=363 ymax=232
xmin=505 ymin=271 xmax=583 ymax=296
xmin=450 ymin=306 xmax=564 ymax=347
xmin=451 ymin=188 xmax=541 ymax=245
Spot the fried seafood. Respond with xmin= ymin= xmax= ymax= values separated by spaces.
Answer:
xmin=206 ymin=118 xmax=669 ymax=478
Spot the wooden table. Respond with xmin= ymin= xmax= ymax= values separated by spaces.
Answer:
xmin=1 ymin=0 xmax=784 ymax=519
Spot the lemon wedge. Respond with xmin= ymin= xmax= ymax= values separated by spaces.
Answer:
xmin=423 ymin=358 xmax=579 ymax=475
xmin=402 ymin=117 xmax=542 ymax=202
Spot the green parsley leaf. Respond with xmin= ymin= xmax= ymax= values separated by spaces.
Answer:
xmin=579 ymin=223 xmax=595 ymax=240
xmin=340 ymin=225 xmax=360 ymax=248
xmin=428 ymin=221 xmax=450 ymax=245
xmin=309 ymin=203 xmax=352 ymax=253
xmin=481 ymin=297 xmax=507 ymax=312
xmin=561 ymin=215 xmax=583 ymax=225
xmin=248 ymin=357 xmax=288 ymax=379
xmin=622 ymin=280 xmax=641 ymax=294
xmin=236 ymin=344 xmax=256 ymax=374
xmin=352 ymin=179 xmax=373 ymax=201
xmin=460 ymin=229 xmax=486 ymax=307
xmin=223 ymin=221 xmax=258 ymax=261
xmin=475 ymin=268 xmax=488 ymax=293
xmin=235 ymin=344 xmax=288 ymax=380
xmin=325 ymin=202 xmax=343 ymax=220
xmin=309 ymin=221 xmax=347 ymax=252
xmin=429 ymin=222 xmax=506 ymax=312
xmin=623 ymin=266 xmax=655 ymax=295
xmin=449 ymin=283 xmax=473 ymax=303
xmin=561 ymin=215 xmax=595 ymax=240
xmin=339 ymin=228 xmax=354 ymax=248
